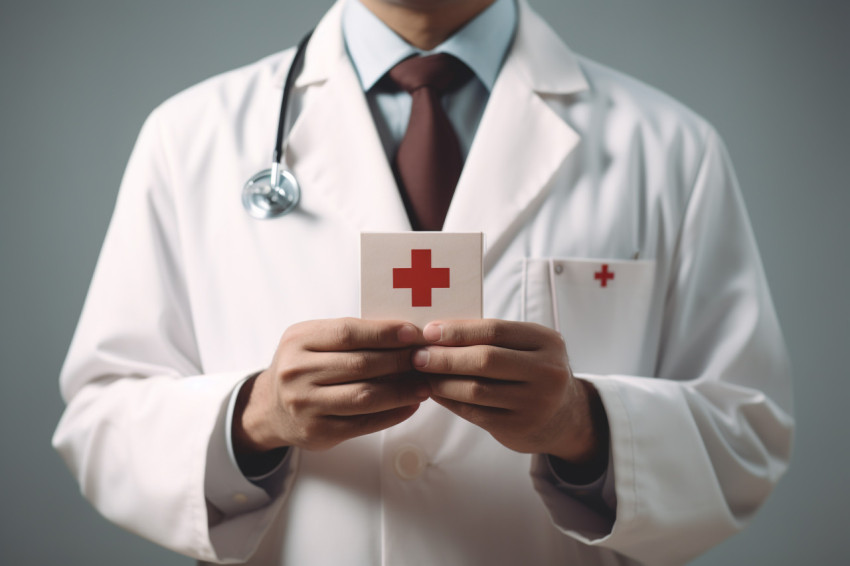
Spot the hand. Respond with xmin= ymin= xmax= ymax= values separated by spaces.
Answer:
xmin=412 ymin=319 xmax=607 ymax=474
xmin=233 ymin=318 xmax=430 ymax=455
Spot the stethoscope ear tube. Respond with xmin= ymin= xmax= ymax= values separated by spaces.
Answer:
xmin=242 ymin=30 xmax=314 ymax=220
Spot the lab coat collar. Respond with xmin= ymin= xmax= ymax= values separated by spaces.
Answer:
xmin=280 ymin=0 xmax=590 ymax=266
xmin=442 ymin=0 xmax=588 ymax=265
xmin=508 ymin=0 xmax=589 ymax=95
xmin=283 ymin=0 xmax=412 ymax=233
xmin=271 ymin=0 xmax=347 ymax=89
xmin=275 ymin=0 xmax=589 ymax=95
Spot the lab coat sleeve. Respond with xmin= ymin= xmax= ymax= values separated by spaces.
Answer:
xmin=534 ymin=128 xmax=794 ymax=565
xmin=52 ymin=108 xmax=293 ymax=563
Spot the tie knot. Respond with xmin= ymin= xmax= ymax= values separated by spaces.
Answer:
xmin=387 ymin=53 xmax=473 ymax=94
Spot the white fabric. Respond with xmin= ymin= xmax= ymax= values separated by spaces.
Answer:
xmin=53 ymin=0 xmax=793 ymax=564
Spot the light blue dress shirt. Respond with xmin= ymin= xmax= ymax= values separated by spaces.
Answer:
xmin=342 ymin=0 xmax=517 ymax=162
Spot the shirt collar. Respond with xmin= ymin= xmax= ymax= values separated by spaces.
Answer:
xmin=342 ymin=0 xmax=517 ymax=92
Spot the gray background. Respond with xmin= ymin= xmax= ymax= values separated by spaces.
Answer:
xmin=1 ymin=0 xmax=847 ymax=564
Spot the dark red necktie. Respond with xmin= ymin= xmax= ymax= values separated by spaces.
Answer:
xmin=387 ymin=54 xmax=473 ymax=231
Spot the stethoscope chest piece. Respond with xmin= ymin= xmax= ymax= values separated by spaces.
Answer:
xmin=241 ymin=30 xmax=312 ymax=220
xmin=242 ymin=168 xmax=301 ymax=219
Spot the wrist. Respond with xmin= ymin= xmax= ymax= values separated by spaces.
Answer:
xmin=232 ymin=370 xmax=286 ymax=456
xmin=547 ymin=379 xmax=609 ymax=472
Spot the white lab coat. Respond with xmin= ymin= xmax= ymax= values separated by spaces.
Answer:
xmin=53 ymin=1 xmax=793 ymax=564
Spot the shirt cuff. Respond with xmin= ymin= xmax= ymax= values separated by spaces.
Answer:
xmin=548 ymin=442 xmax=617 ymax=513
xmin=205 ymin=374 xmax=293 ymax=517
xmin=530 ymin=444 xmax=617 ymax=539
xmin=545 ymin=453 xmax=608 ymax=499
xmin=224 ymin=375 xmax=290 ymax=485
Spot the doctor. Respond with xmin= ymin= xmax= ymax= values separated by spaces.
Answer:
xmin=53 ymin=0 xmax=794 ymax=565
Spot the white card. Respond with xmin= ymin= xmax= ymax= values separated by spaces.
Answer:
xmin=360 ymin=232 xmax=483 ymax=328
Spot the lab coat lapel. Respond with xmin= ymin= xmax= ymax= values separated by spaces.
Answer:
xmin=443 ymin=0 xmax=589 ymax=267
xmin=284 ymin=1 xmax=411 ymax=232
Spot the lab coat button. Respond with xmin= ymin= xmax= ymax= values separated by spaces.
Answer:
xmin=233 ymin=493 xmax=249 ymax=504
xmin=394 ymin=445 xmax=426 ymax=480
xmin=554 ymin=263 xmax=564 ymax=275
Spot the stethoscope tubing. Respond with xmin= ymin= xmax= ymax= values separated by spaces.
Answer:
xmin=273 ymin=30 xmax=313 ymax=168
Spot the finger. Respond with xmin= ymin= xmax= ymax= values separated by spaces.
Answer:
xmin=305 ymin=349 xmax=418 ymax=385
xmin=421 ymin=319 xmax=556 ymax=350
xmin=412 ymin=344 xmax=531 ymax=381
xmin=324 ymin=403 xmax=421 ymax=439
xmin=297 ymin=318 xmax=424 ymax=352
xmin=431 ymin=395 xmax=509 ymax=430
xmin=319 ymin=377 xmax=431 ymax=416
xmin=427 ymin=376 xmax=525 ymax=410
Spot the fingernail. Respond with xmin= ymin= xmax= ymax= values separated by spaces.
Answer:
xmin=412 ymin=349 xmax=430 ymax=368
xmin=423 ymin=323 xmax=442 ymax=343
xmin=397 ymin=324 xmax=417 ymax=343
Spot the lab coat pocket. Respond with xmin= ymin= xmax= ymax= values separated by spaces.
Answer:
xmin=522 ymin=258 xmax=657 ymax=375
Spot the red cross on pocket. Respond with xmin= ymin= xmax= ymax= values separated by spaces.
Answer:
xmin=594 ymin=264 xmax=615 ymax=287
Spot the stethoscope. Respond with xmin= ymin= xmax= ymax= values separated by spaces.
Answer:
xmin=242 ymin=31 xmax=313 ymax=219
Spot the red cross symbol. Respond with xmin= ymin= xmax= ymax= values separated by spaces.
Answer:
xmin=594 ymin=264 xmax=615 ymax=287
xmin=393 ymin=249 xmax=450 ymax=307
